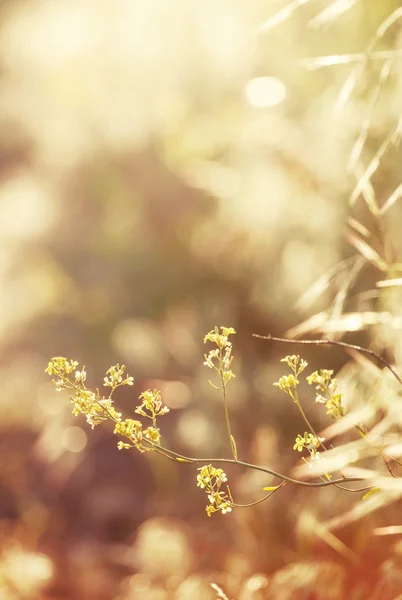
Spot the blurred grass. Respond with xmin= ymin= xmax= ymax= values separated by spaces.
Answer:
xmin=0 ymin=0 xmax=401 ymax=598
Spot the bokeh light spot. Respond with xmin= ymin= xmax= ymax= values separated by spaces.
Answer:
xmin=176 ymin=410 xmax=211 ymax=451
xmin=61 ymin=426 xmax=87 ymax=453
xmin=245 ymin=76 xmax=286 ymax=108
xmin=0 ymin=174 xmax=56 ymax=239
xmin=4 ymin=548 xmax=53 ymax=592
xmin=162 ymin=381 xmax=191 ymax=409
xmin=246 ymin=574 xmax=268 ymax=591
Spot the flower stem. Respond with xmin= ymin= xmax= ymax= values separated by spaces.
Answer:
xmin=219 ymin=354 xmax=238 ymax=460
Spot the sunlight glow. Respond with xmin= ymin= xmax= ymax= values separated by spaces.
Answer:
xmin=245 ymin=76 xmax=286 ymax=108
xmin=61 ymin=426 xmax=88 ymax=452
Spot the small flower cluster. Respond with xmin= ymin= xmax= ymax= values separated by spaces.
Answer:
xmin=293 ymin=432 xmax=324 ymax=460
xmin=73 ymin=391 xmax=122 ymax=428
xmin=45 ymin=358 xmax=122 ymax=428
xmin=45 ymin=357 xmax=78 ymax=376
xmin=274 ymin=355 xmax=308 ymax=402
xmin=274 ymin=355 xmax=345 ymax=466
xmin=197 ymin=464 xmax=232 ymax=517
xmin=104 ymin=364 xmax=134 ymax=388
xmin=307 ymin=369 xmax=345 ymax=419
xmin=204 ymin=326 xmax=236 ymax=384
xmin=45 ymin=357 xmax=79 ymax=389
xmin=274 ymin=355 xmax=346 ymax=419
xmin=135 ymin=389 xmax=169 ymax=420
xmin=132 ymin=389 xmax=171 ymax=447
xmin=114 ymin=419 xmax=143 ymax=451
xmin=45 ymin=357 xmax=169 ymax=449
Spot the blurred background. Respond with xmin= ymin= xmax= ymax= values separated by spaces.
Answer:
xmin=1 ymin=0 xmax=402 ymax=598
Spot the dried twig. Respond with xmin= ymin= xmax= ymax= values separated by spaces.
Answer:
xmin=252 ymin=333 xmax=402 ymax=386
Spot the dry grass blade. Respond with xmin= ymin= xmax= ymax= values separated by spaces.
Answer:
xmin=343 ymin=10 xmax=402 ymax=203
xmin=285 ymin=310 xmax=399 ymax=337
xmin=285 ymin=310 xmax=402 ymax=343
xmin=324 ymin=488 xmax=402 ymax=531
xmin=260 ymin=0 xmax=314 ymax=32
xmin=348 ymin=59 xmax=393 ymax=173
xmin=335 ymin=61 xmax=366 ymax=111
xmin=345 ymin=346 xmax=389 ymax=380
xmin=338 ymin=6 xmax=402 ymax=102
xmin=285 ymin=311 xmax=329 ymax=338
xmin=379 ymin=182 xmax=402 ymax=215
xmin=320 ymin=406 xmax=376 ymax=443
xmin=295 ymin=256 xmax=359 ymax=312
xmin=347 ymin=217 xmax=371 ymax=238
xmin=318 ymin=311 xmax=402 ymax=333
xmin=353 ymin=289 xmax=381 ymax=312
xmin=326 ymin=256 xmax=366 ymax=341
xmin=349 ymin=114 xmax=402 ymax=206
xmin=308 ymin=0 xmax=358 ymax=30
xmin=292 ymin=438 xmax=374 ymax=479
xmin=300 ymin=49 xmax=402 ymax=70
xmin=342 ymin=348 xmax=402 ymax=423
xmin=376 ymin=277 xmax=402 ymax=288
xmin=351 ymin=163 xmax=379 ymax=214
xmin=376 ymin=7 xmax=402 ymax=40
xmin=341 ymin=470 xmax=402 ymax=491
xmin=211 ymin=583 xmax=231 ymax=600
xmin=374 ymin=525 xmax=402 ymax=536
xmin=309 ymin=6 xmax=402 ymax=110
xmin=346 ymin=231 xmax=389 ymax=271
xmin=299 ymin=512 xmax=358 ymax=561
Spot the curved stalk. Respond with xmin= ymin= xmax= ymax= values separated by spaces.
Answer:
xmin=219 ymin=350 xmax=238 ymax=460
xmin=253 ymin=333 xmax=402 ymax=386
xmin=61 ymin=371 xmax=373 ymax=493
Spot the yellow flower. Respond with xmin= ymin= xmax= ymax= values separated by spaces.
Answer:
xmin=114 ymin=419 xmax=143 ymax=450
xmin=144 ymin=427 xmax=161 ymax=444
xmin=293 ymin=432 xmax=324 ymax=459
xmin=281 ymin=355 xmax=308 ymax=374
xmin=197 ymin=465 xmax=232 ymax=516
xmin=274 ymin=374 xmax=299 ymax=393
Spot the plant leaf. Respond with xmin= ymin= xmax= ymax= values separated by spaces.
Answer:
xmin=363 ymin=487 xmax=381 ymax=500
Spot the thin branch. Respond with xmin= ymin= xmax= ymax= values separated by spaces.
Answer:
xmin=253 ymin=333 xmax=402 ymax=386
xmin=57 ymin=369 xmax=370 ymax=493
xmin=153 ymin=443 xmax=366 ymax=488
xmin=219 ymin=348 xmax=237 ymax=460
xmin=233 ymin=481 xmax=287 ymax=508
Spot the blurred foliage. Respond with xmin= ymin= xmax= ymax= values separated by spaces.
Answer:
xmin=0 ymin=0 xmax=402 ymax=598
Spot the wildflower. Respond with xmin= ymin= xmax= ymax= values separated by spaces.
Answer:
xmin=203 ymin=327 xmax=236 ymax=384
xmin=114 ymin=419 xmax=144 ymax=451
xmin=75 ymin=369 xmax=86 ymax=384
xmin=197 ymin=465 xmax=232 ymax=516
xmin=135 ymin=389 xmax=169 ymax=419
xmin=117 ymin=441 xmax=132 ymax=450
xmin=325 ymin=394 xmax=346 ymax=419
xmin=104 ymin=364 xmax=134 ymax=388
xmin=307 ymin=369 xmax=333 ymax=390
xmin=307 ymin=369 xmax=345 ymax=419
xmin=45 ymin=357 xmax=79 ymax=377
xmin=203 ymin=348 xmax=220 ymax=369
xmin=293 ymin=432 xmax=324 ymax=459
xmin=203 ymin=327 xmax=236 ymax=349
xmin=206 ymin=496 xmax=233 ymax=517
xmin=293 ymin=434 xmax=308 ymax=452
xmin=274 ymin=374 xmax=299 ymax=396
xmin=222 ymin=346 xmax=234 ymax=372
xmin=281 ymin=355 xmax=308 ymax=375
xmin=71 ymin=391 xmax=122 ymax=429
xmin=274 ymin=355 xmax=309 ymax=404
xmin=144 ymin=426 xmax=161 ymax=444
